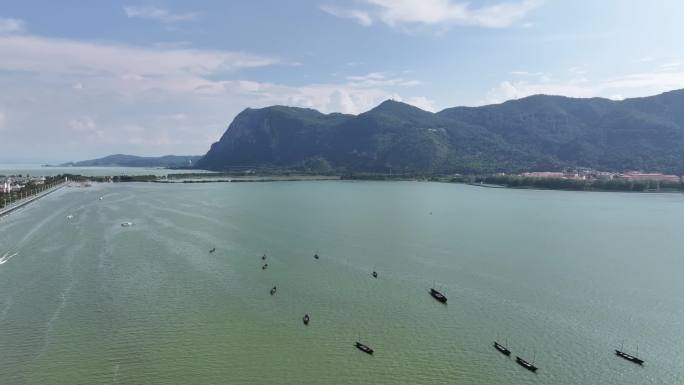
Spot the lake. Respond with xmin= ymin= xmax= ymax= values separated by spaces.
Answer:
xmin=0 ymin=181 xmax=682 ymax=384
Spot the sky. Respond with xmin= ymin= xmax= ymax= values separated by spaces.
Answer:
xmin=1 ymin=0 xmax=684 ymax=162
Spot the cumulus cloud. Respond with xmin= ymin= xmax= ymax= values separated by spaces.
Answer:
xmin=123 ymin=6 xmax=199 ymax=23
xmin=0 ymin=17 xmax=24 ymax=34
xmin=320 ymin=0 xmax=542 ymax=29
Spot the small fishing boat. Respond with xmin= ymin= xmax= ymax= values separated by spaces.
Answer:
xmin=270 ymin=286 xmax=277 ymax=295
xmin=314 ymin=250 xmax=319 ymax=260
xmin=66 ymin=215 xmax=74 ymax=220
xmin=355 ymin=342 xmax=374 ymax=355
xmin=303 ymin=314 xmax=310 ymax=325
xmin=493 ymin=341 xmax=511 ymax=356
xmin=209 ymin=247 xmax=216 ymax=253
xmin=515 ymin=356 xmax=538 ymax=372
xmin=615 ymin=344 xmax=644 ymax=365
xmin=262 ymin=263 xmax=268 ymax=270
xmin=121 ymin=222 xmax=133 ymax=227
xmin=429 ymin=288 xmax=447 ymax=304
xmin=261 ymin=254 xmax=267 ymax=260
xmin=372 ymin=271 xmax=378 ymax=278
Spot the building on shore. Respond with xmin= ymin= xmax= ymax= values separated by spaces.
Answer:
xmin=521 ymin=171 xmax=566 ymax=178
xmin=618 ymin=172 xmax=681 ymax=182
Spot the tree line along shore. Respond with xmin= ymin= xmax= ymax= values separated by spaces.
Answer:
xmin=26 ymin=171 xmax=684 ymax=194
xmin=0 ymin=175 xmax=67 ymax=210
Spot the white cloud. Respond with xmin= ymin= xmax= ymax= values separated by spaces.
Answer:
xmin=123 ymin=6 xmax=198 ymax=23
xmin=345 ymin=72 xmax=421 ymax=87
xmin=321 ymin=0 xmax=542 ymax=29
xmin=69 ymin=116 xmax=96 ymax=132
xmin=319 ymin=5 xmax=373 ymax=26
xmin=659 ymin=61 xmax=683 ymax=71
xmin=568 ymin=66 xmax=587 ymax=75
xmin=0 ymin=34 xmax=433 ymax=159
xmin=486 ymin=70 xmax=684 ymax=104
xmin=0 ymin=18 xmax=24 ymax=34
xmin=510 ymin=70 xmax=544 ymax=76
xmin=403 ymin=96 xmax=436 ymax=111
xmin=0 ymin=35 xmax=279 ymax=84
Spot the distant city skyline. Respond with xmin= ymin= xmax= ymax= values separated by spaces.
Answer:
xmin=1 ymin=0 xmax=683 ymax=162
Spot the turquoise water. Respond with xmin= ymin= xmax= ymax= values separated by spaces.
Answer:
xmin=0 ymin=181 xmax=682 ymax=384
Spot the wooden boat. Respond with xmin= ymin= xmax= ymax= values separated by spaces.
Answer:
xmin=355 ymin=342 xmax=374 ymax=355
xmin=515 ymin=356 xmax=538 ymax=372
xmin=209 ymin=247 xmax=216 ymax=253
xmin=314 ymin=249 xmax=319 ymax=260
xmin=262 ymin=254 xmax=267 ymax=260
xmin=270 ymin=286 xmax=277 ymax=295
xmin=429 ymin=288 xmax=447 ymax=304
xmin=303 ymin=314 xmax=310 ymax=325
xmin=615 ymin=347 xmax=644 ymax=365
xmin=493 ymin=341 xmax=511 ymax=356
xmin=262 ymin=263 xmax=268 ymax=270
xmin=372 ymin=271 xmax=378 ymax=278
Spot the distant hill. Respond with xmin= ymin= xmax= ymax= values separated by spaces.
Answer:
xmin=60 ymin=154 xmax=201 ymax=168
xmin=196 ymin=89 xmax=684 ymax=174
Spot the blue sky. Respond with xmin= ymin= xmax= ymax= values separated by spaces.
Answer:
xmin=1 ymin=0 xmax=684 ymax=162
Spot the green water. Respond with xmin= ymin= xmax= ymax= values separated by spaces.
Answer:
xmin=0 ymin=181 xmax=682 ymax=384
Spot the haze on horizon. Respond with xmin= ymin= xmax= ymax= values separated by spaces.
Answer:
xmin=1 ymin=0 xmax=683 ymax=163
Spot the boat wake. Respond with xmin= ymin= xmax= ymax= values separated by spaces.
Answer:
xmin=0 ymin=251 xmax=18 ymax=265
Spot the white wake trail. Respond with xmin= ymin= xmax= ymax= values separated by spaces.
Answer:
xmin=0 ymin=252 xmax=18 ymax=265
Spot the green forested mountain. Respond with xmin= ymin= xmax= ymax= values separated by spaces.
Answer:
xmin=197 ymin=89 xmax=684 ymax=174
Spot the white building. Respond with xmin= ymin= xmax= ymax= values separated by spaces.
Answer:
xmin=2 ymin=180 xmax=11 ymax=193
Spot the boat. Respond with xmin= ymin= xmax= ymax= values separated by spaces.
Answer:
xmin=209 ymin=247 xmax=216 ymax=253
xmin=270 ymin=286 xmax=277 ymax=295
xmin=355 ymin=342 xmax=374 ymax=355
xmin=261 ymin=253 xmax=267 ymax=260
xmin=314 ymin=250 xmax=319 ymax=260
xmin=493 ymin=341 xmax=511 ymax=356
xmin=615 ymin=344 xmax=644 ymax=365
xmin=99 ymin=196 xmax=103 ymax=200
xmin=66 ymin=215 xmax=74 ymax=220
xmin=121 ymin=222 xmax=133 ymax=227
xmin=372 ymin=271 xmax=378 ymax=278
xmin=515 ymin=355 xmax=538 ymax=372
xmin=262 ymin=263 xmax=268 ymax=270
xmin=429 ymin=288 xmax=447 ymax=304
xmin=303 ymin=314 xmax=310 ymax=325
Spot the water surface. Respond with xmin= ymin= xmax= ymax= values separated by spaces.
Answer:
xmin=0 ymin=181 xmax=682 ymax=384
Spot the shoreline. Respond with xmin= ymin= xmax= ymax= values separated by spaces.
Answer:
xmin=0 ymin=182 xmax=66 ymax=218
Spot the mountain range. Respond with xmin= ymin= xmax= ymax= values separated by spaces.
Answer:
xmin=59 ymin=154 xmax=201 ymax=168
xmin=196 ymin=89 xmax=684 ymax=174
